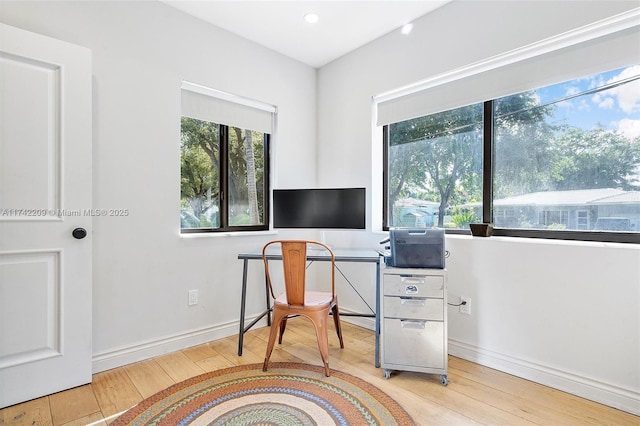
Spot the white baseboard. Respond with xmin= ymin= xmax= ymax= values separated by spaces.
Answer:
xmin=340 ymin=316 xmax=375 ymax=330
xmin=448 ymin=338 xmax=640 ymax=416
xmin=91 ymin=309 xmax=373 ymax=374
xmin=92 ymin=318 xmax=266 ymax=373
xmin=338 ymin=305 xmax=376 ymax=330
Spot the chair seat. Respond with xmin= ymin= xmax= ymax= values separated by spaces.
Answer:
xmin=274 ymin=291 xmax=334 ymax=307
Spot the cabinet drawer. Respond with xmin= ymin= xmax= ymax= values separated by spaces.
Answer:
xmin=383 ymin=274 xmax=444 ymax=298
xmin=383 ymin=296 xmax=443 ymax=320
xmin=382 ymin=318 xmax=445 ymax=369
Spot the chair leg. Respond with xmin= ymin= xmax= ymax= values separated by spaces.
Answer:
xmin=263 ymin=309 xmax=286 ymax=372
xmin=278 ymin=317 xmax=288 ymax=344
xmin=308 ymin=312 xmax=331 ymax=376
xmin=332 ymin=304 xmax=344 ymax=349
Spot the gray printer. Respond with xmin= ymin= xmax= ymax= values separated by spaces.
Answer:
xmin=383 ymin=228 xmax=445 ymax=269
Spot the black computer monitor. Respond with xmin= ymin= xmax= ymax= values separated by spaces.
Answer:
xmin=273 ymin=188 xmax=366 ymax=229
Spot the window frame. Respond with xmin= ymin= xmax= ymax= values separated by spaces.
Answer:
xmin=180 ymin=123 xmax=271 ymax=234
xmin=382 ymin=97 xmax=639 ymax=244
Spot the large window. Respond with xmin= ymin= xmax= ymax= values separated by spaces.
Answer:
xmin=180 ymin=83 xmax=273 ymax=233
xmin=384 ymin=65 xmax=640 ymax=243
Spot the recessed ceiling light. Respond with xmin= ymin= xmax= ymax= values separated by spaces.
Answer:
xmin=304 ymin=12 xmax=320 ymax=24
xmin=401 ymin=23 xmax=414 ymax=35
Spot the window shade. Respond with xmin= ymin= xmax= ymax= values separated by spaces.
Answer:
xmin=376 ymin=21 xmax=640 ymax=126
xmin=181 ymin=81 xmax=276 ymax=134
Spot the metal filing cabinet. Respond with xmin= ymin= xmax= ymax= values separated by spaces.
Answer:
xmin=380 ymin=267 xmax=448 ymax=385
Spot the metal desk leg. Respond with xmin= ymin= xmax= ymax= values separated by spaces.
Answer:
xmin=375 ymin=260 xmax=381 ymax=368
xmin=238 ymin=258 xmax=249 ymax=356
xmin=264 ymin=262 xmax=271 ymax=326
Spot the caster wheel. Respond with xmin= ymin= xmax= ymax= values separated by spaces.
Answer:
xmin=440 ymin=374 xmax=448 ymax=386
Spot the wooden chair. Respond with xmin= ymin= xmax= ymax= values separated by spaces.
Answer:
xmin=262 ymin=240 xmax=344 ymax=376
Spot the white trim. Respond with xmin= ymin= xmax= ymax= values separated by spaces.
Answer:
xmin=448 ymin=338 xmax=640 ymax=416
xmin=339 ymin=305 xmax=376 ymax=331
xmin=91 ymin=318 xmax=261 ymax=373
xmin=179 ymin=230 xmax=278 ymax=239
xmin=181 ymin=80 xmax=276 ymax=114
xmin=373 ymin=7 xmax=640 ymax=105
xmin=91 ymin=310 xmax=374 ymax=373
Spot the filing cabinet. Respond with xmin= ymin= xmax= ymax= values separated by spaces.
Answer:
xmin=380 ymin=267 xmax=448 ymax=385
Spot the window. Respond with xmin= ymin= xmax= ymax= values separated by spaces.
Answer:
xmin=180 ymin=83 xmax=274 ymax=233
xmin=383 ymin=65 xmax=640 ymax=243
xmin=493 ymin=66 xmax=640 ymax=237
xmin=385 ymin=103 xmax=483 ymax=231
xmin=576 ymin=210 xmax=590 ymax=230
xmin=538 ymin=211 xmax=569 ymax=229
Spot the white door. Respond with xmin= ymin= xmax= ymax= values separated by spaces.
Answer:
xmin=0 ymin=23 xmax=92 ymax=408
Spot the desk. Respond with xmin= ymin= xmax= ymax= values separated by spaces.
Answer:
xmin=237 ymin=248 xmax=382 ymax=367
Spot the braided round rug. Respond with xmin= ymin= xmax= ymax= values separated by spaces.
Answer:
xmin=112 ymin=362 xmax=414 ymax=425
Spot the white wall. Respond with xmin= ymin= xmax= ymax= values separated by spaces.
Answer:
xmin=317 ymin=0 xmax=639 ymax=414
xmin=0 ymin=0 xmax=318 ymax=367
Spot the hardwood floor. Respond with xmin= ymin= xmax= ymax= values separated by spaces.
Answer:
xmin=1 ymin=319 xmax=638 ymax=425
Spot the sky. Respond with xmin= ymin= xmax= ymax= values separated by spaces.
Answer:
xmin=534 ymin=65 xmax=640 ymax=139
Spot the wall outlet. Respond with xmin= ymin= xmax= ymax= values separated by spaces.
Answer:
xmin=188 ymin=289 xmax=198 ymax=306
xmin=460 ymin=297 xmax=471 ymax=315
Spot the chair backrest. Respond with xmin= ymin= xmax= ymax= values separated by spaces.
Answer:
xmin=262 ymin=240 xmax=335 ymax=306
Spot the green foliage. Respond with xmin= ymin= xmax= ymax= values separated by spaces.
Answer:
xmin=546 ymin=223 xmax=567 ymax=230
xmin=180 ymin=117 xmax=218 ymax=219
xmin=451 ymin=207 xmax=478 ymax=228
xmin=230 ymin=213 xmax=251 ymax=226
xmin=549 ymin=128 xmax=640 ymax=191
xmin=180 ymin=117 xmax=220 ymax=218
xmin=493 ymin=100 xmax=557 ymax=198
xmin=228 ymin=128 xmax=265 ymax=224
xmin=180 ymin=145 xmax=215 ymax=199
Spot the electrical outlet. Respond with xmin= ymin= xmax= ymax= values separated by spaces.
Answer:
xmin=460 ymin=297 xmax=471 ymax=315
xmin=188 ymin=289 xmax=198 ymax=306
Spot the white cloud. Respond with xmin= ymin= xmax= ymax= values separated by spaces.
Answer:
xmin=587 ymin=74 xmax=606 ymax=90
xmin=616 ymin=118 xmax=640 ymax=139
xmin=598 ymin=97 xmax=614 ymax=110
xmin=577 ymin=98 xmax=590 ymax=111
xmin=565 ymin=86 xmax=580 ymax=97
xmin=606 ymin=65 xmax=640 ymax=114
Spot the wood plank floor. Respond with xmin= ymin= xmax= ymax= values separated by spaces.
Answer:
xmin=1 ymin=319 xmax=638 ymax=425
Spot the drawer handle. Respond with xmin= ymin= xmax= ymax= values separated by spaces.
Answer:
xmin=401 ymin=277 xmax=426 ymax=285
xmin=400 ymin=298 xmax=425 ymax=307
xmin=400 ymin=320 xmax=426 ymax=329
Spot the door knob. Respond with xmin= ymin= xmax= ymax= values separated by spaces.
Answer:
xmin=72 ymin=228 xmax=87 ymax=239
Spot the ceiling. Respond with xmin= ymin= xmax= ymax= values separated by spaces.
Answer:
xmin=161 ymin=1 xmax=452 ymax=68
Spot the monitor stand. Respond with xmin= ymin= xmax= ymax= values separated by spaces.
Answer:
xmin=308 ymin=231 xmax=332 ymax=253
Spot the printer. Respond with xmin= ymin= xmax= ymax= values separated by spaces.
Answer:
xmin=381 ymin=228 xmax=445 ymax=269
